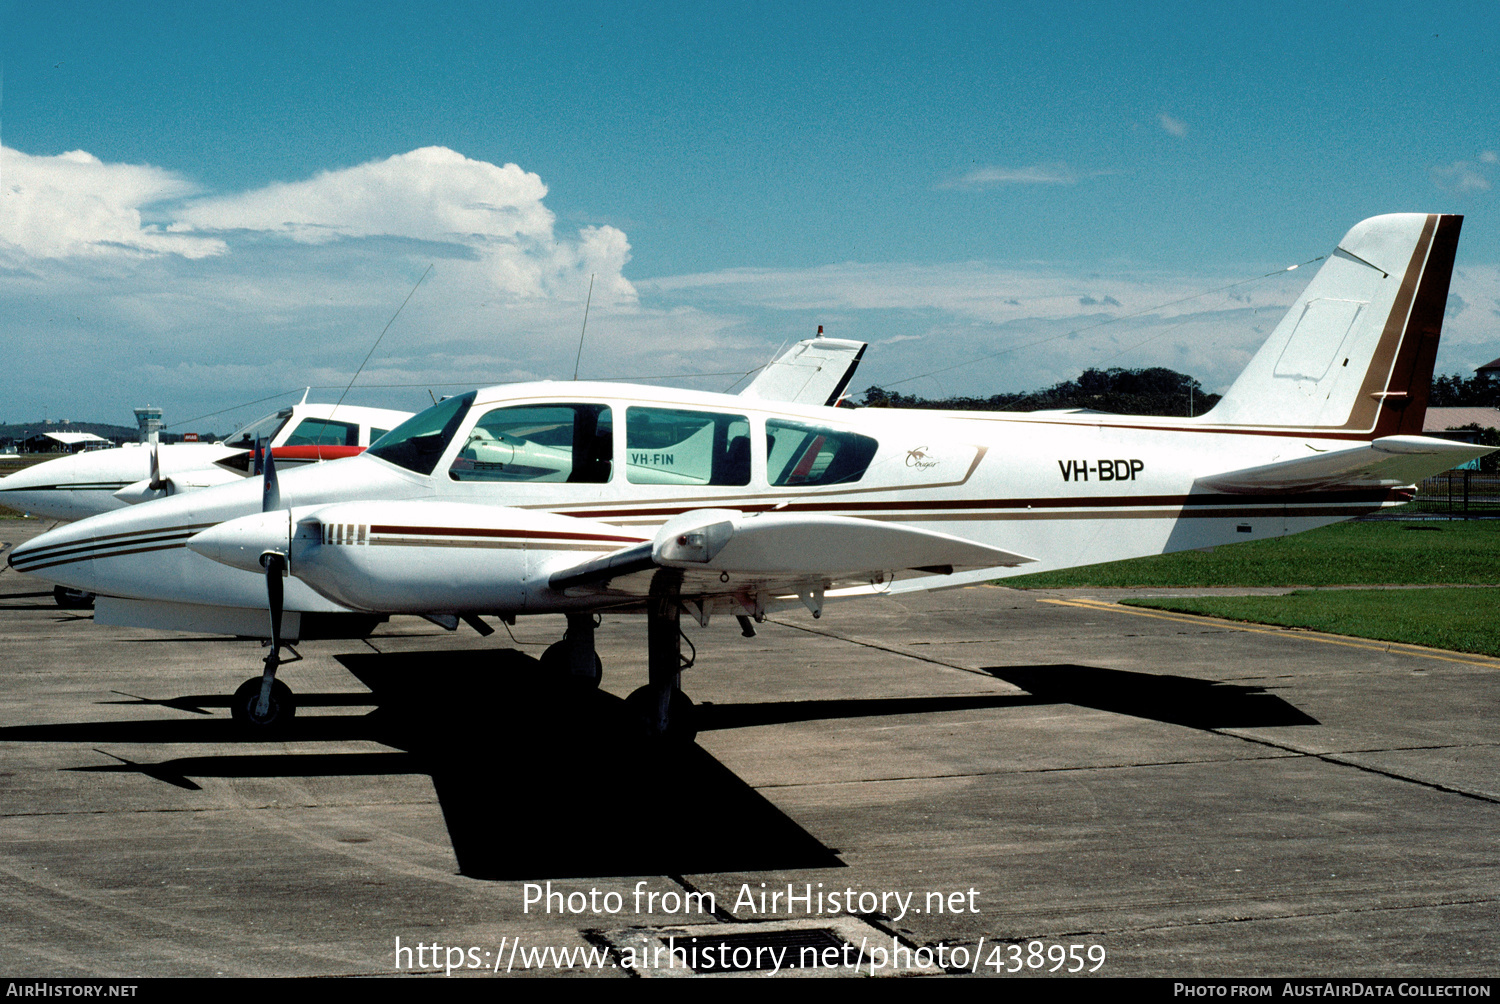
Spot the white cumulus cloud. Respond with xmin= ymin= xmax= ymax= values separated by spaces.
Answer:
xmin=0 ymin=144 xmax=659 ymax=424
xmin=0 ymin=146 xmax=225 ymax=260
xmin=173 ymin=146 xmax=634 ymax=301
xmin=175 ymin=147 xmax=552 ymax=245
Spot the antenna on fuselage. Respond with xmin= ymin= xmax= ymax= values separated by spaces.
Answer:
xmin=572 ymin=273 xmax=595 ymax=381
xmin=329 ymin=263 xmax=433 ymax=421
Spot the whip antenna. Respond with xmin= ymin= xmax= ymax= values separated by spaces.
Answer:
xmin=331 ymin=263 xmax=433 ymax=416
xmin=573 ymin=274 xmax=594 ymax=380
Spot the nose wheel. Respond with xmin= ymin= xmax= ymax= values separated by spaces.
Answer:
xmin=231 ymin=677 xmax=296 ymax=730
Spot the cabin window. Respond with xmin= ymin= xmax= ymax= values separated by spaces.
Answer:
xmin=626 ymin=407 xmax=750 ymax=485
xmin=368 ymin=428 xmax=390 ymax=444
xmin=449 ymin=404 xmax=613 ymax=483
xmin=283 ymin=418 xmax=359 ymax=447
xmin=766 ymin=419 xmax=878 ymax=487
xmin=367 ymin=392 xmax=475 ymax=476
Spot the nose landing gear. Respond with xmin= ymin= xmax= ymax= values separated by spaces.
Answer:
xmin=230 ymin=677 xmax=295 ymax=728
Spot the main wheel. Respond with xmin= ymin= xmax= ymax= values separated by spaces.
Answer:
xmin=230 ymin=678 xmax=296 ymax=730
xmin=539 ymin=640 xmax=602 ymax=689
xmin=53 ymin=585 xmax=95 ymax=609
xmin=625 ymin=685 xmax=697 ymax=743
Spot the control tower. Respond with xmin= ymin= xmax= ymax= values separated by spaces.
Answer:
xmin=133 ymin=406 xmax=163 ymax=444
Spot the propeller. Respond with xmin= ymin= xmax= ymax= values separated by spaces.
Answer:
xmin=261 ymin=442 xmax=281 ymax=513
xmin=146 ymin=438 xmax=170 ymax=494
xmin=253 ymin=444 xmax=291 ymax=720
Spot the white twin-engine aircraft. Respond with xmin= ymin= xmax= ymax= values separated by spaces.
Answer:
xmin=8 ymin=213 xmax=1491 ymax=740
xmin=0 ymin=399 xmax=415 ymax=522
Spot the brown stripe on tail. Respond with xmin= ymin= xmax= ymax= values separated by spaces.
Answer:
xmin=1373 ymin=214 xmax=1463 ymax=436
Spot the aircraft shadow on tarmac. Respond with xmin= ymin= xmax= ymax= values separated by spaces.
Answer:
xmin=5 ymin=648 xmax=845 ymax=880
xmin=986 ymin=665 xmax=1320 ymax=729
xmin=3 ymin=651 xmax=1315 ymax=879
xmin=0 ymin=590 xmax=66 ymax=611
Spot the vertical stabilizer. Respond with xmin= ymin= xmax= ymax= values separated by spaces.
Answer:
xmin=1206 ymin=214 xmax=1462 ymax=435
xmin=741 ymin=336 xmax=867 ymax=407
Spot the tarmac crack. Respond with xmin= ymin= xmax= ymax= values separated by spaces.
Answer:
xmin=753 ymin=742 xmax=1500 ymax=793
xmin=766 ymin=618 xmax=993 ymax=678
xmin=1 ymin=797 xmax=440 ymax=818
xmin=1022 ymin=893 xmax=1500 ymax=942
xmin=753 ymin=751 xmax=1309 ymax=789
xmin=1213 ymin=730 xmax=1500 ymax=805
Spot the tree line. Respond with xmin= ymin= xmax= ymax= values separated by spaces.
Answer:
xmin=860 ymin=367 xmax=1219 ymax=417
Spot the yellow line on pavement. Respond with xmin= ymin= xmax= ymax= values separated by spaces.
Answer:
xmin=1039 ymin=597 xmax=1500 ymax=669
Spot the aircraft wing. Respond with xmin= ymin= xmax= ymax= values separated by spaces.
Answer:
xmin=739 ymin=337 xmax=867 ymax=406
xmin=548 ymin=508 xmax=1033 ymax=612
xmin=1196 ymin=435 xmax=1493 ymax=494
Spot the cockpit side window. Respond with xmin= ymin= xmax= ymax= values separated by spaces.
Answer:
xmin=626 ymin=407 xmax=750 ymax=486
xmin=766 ymin=419 xmax=878 ymax=487
xmin=284 ymin=418 xmax=359 ymax=447
xmin=449 ymin=404 xmax=613 ymax=483
xmin=366 ymin=392 xmax=475 ymax=475
xmin=224 ymin=410 xmax=293 ymax=450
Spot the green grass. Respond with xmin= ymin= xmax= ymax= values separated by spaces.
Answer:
xmin=1123 ymin=588 xmax=1500 ymax=658
xmin=1007 ymin=520 xmax=1500 ymax=588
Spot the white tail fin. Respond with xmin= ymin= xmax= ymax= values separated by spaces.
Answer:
xmin=1206 ymin=213 xmax=1461 ymax=436
xmin=740 ymin=336 xmax=867 ymax=406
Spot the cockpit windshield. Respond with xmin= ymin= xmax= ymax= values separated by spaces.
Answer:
xmin=365 ymin=392 xmax=475 ymax=475
xmin=224 ymin=410 xmax=293 ymax=450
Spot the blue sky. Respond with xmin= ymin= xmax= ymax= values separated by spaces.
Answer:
xmin=2 ymin=1 xmax=1497 ymax=429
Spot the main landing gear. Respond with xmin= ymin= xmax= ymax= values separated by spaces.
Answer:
xmin=222 ymin=572 xmax=699 ymax=742
xmin=623 ymin=569 xmax=698 ymax=744
xmin=539 ymin=612 xmax=604 ymax=691
xmin=542 ymin=571 xmax=698 ymax=744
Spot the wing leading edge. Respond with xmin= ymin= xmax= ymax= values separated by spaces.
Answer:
xmin=548 ymin=508 xmax=1034 ymax=607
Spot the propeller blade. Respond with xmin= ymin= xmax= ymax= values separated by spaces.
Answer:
xmin=256 ymin=550 xmax=286 ymax=719
xmin=264 ymin=553 xmax=284 ymax=653
xmin=261 ymin=442 xmax=281 ymax=512
xmin=147 ymin=439 xmax=169 ymax=493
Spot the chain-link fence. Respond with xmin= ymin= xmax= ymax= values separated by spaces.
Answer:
xmin=1388 ymin=470 xmax=1500 ymax=517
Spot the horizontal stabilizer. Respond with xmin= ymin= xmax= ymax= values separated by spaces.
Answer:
xmin=1197 ymin=435 xmax=1493 ymax=494
xmin=740 ymin=336 xmax=867 ymax=406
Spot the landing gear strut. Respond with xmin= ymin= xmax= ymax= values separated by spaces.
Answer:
xmin=231 ymin=550 xmax=298 ymax=731
xmin=625 ymin=569 xmax=697 ymax=743
xmin=540 ymin=612 xmax=603 ymax=690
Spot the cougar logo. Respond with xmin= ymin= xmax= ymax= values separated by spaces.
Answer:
xmin=906 ymin=447 xmax=939 ymax=470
